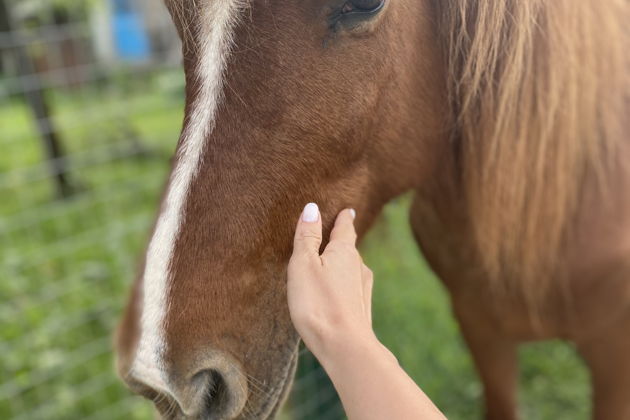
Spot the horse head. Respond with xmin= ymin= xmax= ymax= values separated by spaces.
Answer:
xmin=116 ymin=0 xmax=447 ymax=418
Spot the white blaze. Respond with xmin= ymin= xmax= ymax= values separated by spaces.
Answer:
xmin=131 ymin=0 xmax=244 ymax=391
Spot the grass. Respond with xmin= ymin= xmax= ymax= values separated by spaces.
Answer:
xmin=0 ymin=69 xmax=590 ymax=419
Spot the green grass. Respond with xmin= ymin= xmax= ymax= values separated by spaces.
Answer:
xmin=0 ymin=70 xmax=590 ymax=419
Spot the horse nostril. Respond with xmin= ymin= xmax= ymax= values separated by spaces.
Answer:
xmin=184 ymin=362 xmax=248 ymax=419
xmin=204 ymin=370 xmax=228 ymax=413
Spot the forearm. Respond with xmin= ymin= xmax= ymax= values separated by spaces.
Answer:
xmin=318 ymin=332 xmax=447 ymax=420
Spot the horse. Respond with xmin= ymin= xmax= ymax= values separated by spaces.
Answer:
xmin=115 ymin=0 xmax=629 ymax=419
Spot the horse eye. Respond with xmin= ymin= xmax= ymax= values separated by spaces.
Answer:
xmin=329 ymin=0 xmax=385 ymax=31
xmin=340 ymin=0 xmax=385 ymax=15
xmin=346 ymin=0 xmax=383 ymax=11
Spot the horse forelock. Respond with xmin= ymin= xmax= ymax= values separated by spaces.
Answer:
xmin=437 ymin=0 xmax=629 ymax=306
xmin=130 ymin=0 xmax=246 ymax=388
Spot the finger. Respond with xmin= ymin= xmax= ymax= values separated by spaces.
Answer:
xmin=362 ymin=264 xmax=374 ymax=327
xmin=292 ymin=203 xmax=323 ymax=259
xmin=328 ymin=208 xmax=357 ymax=246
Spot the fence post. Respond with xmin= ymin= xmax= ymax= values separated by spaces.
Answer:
xmin=2 ymin=0 xmax=74 ymax=199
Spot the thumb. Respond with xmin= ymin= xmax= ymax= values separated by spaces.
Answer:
xmin=293 ymin=203 xmax=323 ymax=258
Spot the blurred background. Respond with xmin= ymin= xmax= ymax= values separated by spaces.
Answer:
xmin=0 ymin=0 xmax=592 ymax=419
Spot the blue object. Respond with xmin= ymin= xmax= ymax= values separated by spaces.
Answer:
xmin=111 ymin=0 xmax=151 ymax=61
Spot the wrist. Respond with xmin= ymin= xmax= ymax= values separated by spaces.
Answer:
xmin=314 ymin=327 xmax=395 ymax=371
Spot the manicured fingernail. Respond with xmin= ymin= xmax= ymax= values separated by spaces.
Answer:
xmin=302 ymin=203 xmax=319 ymax=223
xmin=349 ymin=209 xmax=356 ymax=220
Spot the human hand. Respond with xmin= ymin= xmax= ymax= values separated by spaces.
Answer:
xmin=287 ymin=203 xmax=376 ymax=361
xmin=287 ymin=204 xmax=445 ymax=420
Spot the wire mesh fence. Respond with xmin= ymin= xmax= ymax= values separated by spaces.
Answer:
xmin=1 ymin=1 xmax=181 ymax=418
xmin=1 ymin=1 xmax=593 ymax=419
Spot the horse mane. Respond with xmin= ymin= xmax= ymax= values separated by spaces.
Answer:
xmin=435 ymin=0 xmax=629 ymax=301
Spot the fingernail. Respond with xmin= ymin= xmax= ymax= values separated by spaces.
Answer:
xmin=349 ymin=209 xmax=356 ymax=220
xmin=302 ymin=203 xmax=319 ymax=223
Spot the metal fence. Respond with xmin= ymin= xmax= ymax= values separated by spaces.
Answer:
xmin=0 ymin=1 xmax=342 ymax=418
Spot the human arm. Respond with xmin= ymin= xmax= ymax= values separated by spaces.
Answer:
xmin=287 ymin=203 xmax=447 ymax=420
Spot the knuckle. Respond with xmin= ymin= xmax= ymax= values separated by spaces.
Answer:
xmin=299 ymin=232 xmax=322 ymax=242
